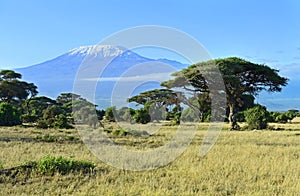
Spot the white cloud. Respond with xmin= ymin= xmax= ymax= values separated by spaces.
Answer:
xmin=82 ymin=72 xmax=174 ymax=82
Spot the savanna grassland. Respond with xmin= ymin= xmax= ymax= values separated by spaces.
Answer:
xmin=0 ymin=119 xmax=300 ymax=195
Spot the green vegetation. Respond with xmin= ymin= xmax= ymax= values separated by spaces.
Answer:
xmin=103 ymin=125 xmax=149 ymax=137
xmin=269 ymin=110 xmax=298 ymax=123
xmin=162 ymin=57 xmax=288 ymax=130
xmin=0 ymin=71 xmax=103 ymax=129
xmin=0 ymin=102 xmax=21 ymax=126
xmin=0 ymin=62 xmax=292 ymax=130
xmin=244 ymin=105 xmax=268 ymax=130
xmin=0 ymin=70 xmax=38 ymax=104
xmin=133 ymin=108 xmax=151 ymax=124
xmin=35 ymin=155 xmax=95 ymax=175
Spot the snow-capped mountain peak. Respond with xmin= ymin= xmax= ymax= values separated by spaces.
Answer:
xmin=68 ymin=45 xmax=127 ymax=57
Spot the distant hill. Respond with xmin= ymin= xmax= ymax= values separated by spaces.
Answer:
xmin=256 ymin=79 xmax=300 ymax=111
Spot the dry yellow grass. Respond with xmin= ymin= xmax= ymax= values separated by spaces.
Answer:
xmin=0 ymin=119 xmax=299 ymax=195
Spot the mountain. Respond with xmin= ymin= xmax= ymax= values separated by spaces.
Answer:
xmin=256 ymin=79 xmax=300 ymax=112
xmin=15 ymin=45 xmax=188 ymax=108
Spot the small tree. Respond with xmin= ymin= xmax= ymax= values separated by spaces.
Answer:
xmin=0 ymin=102 xmax=21 ymax=126
xmin=244 ymin=105 xmax=268 ymax=130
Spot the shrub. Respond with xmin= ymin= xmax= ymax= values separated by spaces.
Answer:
xmin=244 ymin=105 xmax=268 ymax=130
xmin=0 ymin=102 xmax=21 ymax=126
xmin=268 ymin=111 xmax=280 ymax=122
xmin=53 ymin=114 xmax=73 ymax=129
xmin=133 ymin=109 xmax=151 ymax=124
xmin=37 ymin=106 xmax=73 ymax=129
xmin=285 ymin=110 xmax=296 ymax=122
xmin=36 ymin=155 xmax=95 ymax=175
xmin=0 ymin=162 xmax=3 ymax=169
xmin=275 ymin=113 xmax=289 ymax=123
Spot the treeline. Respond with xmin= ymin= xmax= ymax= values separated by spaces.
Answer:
xmin=0 ymin=70 xmax=105 ymax=128
xmin=107 ymin=89 xmax=299 ymax=130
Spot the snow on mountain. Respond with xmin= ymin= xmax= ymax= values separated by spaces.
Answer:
xmin=68 ymin=45 xmax=127 ymax=57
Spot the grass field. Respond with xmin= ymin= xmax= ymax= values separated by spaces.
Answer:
xmin=0 ymin=118 xmax=299 ymax=195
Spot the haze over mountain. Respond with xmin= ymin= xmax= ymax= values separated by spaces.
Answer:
xmin=15 ymin=45 xmax=299 ymax=111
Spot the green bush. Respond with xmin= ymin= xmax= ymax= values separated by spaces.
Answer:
xmin=0 ymin=102 xmax=21 ymax=126
xmin=0 ymin=162 xmax=3 ymax=169
xmin=268 ymin=111 xmax=296 ymax=123
xmin=133 ymin=109 xmax=151 ymax=124
xmin=244 ymin=105 xmax=268 ymax=130
xmin=36 ymin=155 xmax=95 ymax=175
xmin=36 ymin=106 xmax=73 ymax=129
xmin=275 ymin=113 xmax=289 ymax=123
xmin=284 ymin=110 xmax=296 ymax=122
xmin=53 ymin=114 xmax=73 ymax=129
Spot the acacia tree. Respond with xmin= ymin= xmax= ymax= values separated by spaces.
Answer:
xmin=56 ymin=93 xmax=81 ymax=105
xmin=162 ymin=57 xmax=288 ymax=130
xmin=128 ymin=89 xmax=180 ymax=122
xmin=23 ymin=96 xmax=57 ymax=122
xmin=0 ymin=70 xmax=38 ymax=104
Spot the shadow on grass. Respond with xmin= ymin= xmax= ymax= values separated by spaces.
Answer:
xmin=0 ymin=136 xmax=83 ymax=144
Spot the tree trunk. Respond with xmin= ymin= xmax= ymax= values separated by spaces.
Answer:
xmin=228 ymin=103 xmax=239 ymax=130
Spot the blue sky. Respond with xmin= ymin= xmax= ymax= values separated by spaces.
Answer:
xmin=0 ymin=0 xmax=299 ymax=80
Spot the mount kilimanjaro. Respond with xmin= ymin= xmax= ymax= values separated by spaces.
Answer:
xmin=15 ymin=45 xmax=187 ymax=108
